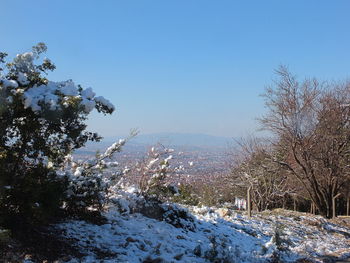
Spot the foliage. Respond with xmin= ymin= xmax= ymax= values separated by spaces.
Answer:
xmin=171 ymin=184 xmax=200 ymax=206
xmin=0 ymin=43 xmax=115 ymax=226
xmin=59 ymin=133 xmax=135 ymax=216
xmin=130 ymin=145 xmax=189 ymax=203
xmin=197 ymin=184 xmax=222 ymax=207
xmin=0 ymin=229 xmax=11 ymax=247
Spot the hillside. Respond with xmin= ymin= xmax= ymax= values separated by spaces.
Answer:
xmin=2 ymin=186 xmax=350 ymax=263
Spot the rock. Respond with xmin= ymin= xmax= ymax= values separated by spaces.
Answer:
xmin=194 ymin=244 xmax=202 ymax=256
xmin=143 ymin=256 xmax=164 ymax=263
xmin=174 ymin=253 xmax=184 ymax=260
xmin=126 ymin=236 xmax=138 ymax=243
xmin=217 ymin=208 xmax=230 ymax=217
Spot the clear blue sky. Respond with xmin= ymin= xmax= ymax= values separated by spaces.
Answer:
xmin=2 ymin=1 xmax=350 ymax=137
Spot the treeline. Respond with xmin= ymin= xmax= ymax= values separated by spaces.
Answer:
xmin=228 ymin=67 xmax=350 ymax=218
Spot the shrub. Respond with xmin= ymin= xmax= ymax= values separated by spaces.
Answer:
xmin=0 ymin=43 xmax=115 ymax=226
xmin=131 ymin=145 xmax=191 ymax=203
xmin=171 ymin=184 xmax=200 ymax=206
xmin=60 ymin=136 xmax=134 ymax=216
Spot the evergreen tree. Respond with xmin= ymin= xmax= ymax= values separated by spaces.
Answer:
xmin=0 ymin=43 xmax=115 ymax=226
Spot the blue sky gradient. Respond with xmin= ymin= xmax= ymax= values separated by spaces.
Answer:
xmin=2 ymin=1 xmax=350 ymax=137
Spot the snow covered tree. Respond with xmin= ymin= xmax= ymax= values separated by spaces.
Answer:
xmin=0 ymin=43 xmax=115 ymax=226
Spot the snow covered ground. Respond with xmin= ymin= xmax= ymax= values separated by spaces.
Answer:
xmin=53 ymin=188 xmax=350 ymax=263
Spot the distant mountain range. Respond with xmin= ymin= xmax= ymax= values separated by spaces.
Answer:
xmin=76 ymin=133 xmax=234 ymax=156
xmin=105 ymin=132 xmax=233 ymax=148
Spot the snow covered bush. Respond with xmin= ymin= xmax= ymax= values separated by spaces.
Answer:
xmin=59 ymin=135 xmax=135 ymax=216
xmin=162 ymin=203 xmax=196 ymax=231
xmin=109 ymin=184 xmax=197 ymax=231
xmin=0 ymin=43 xmax=115 ymax=226
xmin=134 ymin=145 xmax=184 ymax=202
xmin=103 ymin=146 xmax=198 ymax=230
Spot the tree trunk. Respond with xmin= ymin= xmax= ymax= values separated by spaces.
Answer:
xmin=312 ymin=192 xmax=333 ymax=218
xmin=310 ymin=202 xmax=313 ymax=214
xmin=332 ymin=193 xmax=341 ymax=218
xmin=293 ymin=198 xmax=297 ymax=211
xmin=247 ymin=187 xmax=251 ymax=218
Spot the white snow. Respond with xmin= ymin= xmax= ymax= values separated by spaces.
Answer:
xmin=23 ymin=82 xmax=59 ymax=112
xmin=59 ymin=80 xmax=79 ymax=96
xmin=94 ymin=96 xmax=115 ymax=111
xmin=12 ymin=79 xmax=115 ymax=114
xmin=1 ymin=50 xmax=115 ymax=116
xmin=17 ymin=72 xmax=30 ymax=85
xmin=56 ymin=188 xmax=350 ymax=263
xmin=80 ymin=98 xmax=96 ymax=113
xmin=13 ymin=52 xmax=34 ymax=72
xmin=0 ymin=79 xmax=18 ymax=89
xmin=81 ymin=87 xmax=95 ymax=99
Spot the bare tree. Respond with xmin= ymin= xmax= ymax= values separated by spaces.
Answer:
xmin=260 ymin=66 xmax=350 ymax=218
xmin=231 ymin=136 xmax=292 ymax=211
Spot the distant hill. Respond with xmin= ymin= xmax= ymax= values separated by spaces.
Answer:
xmin=75 ymin=133 xmax=234 ymax=156
xmin=105 ymin=132 xmax=233 ymax=148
